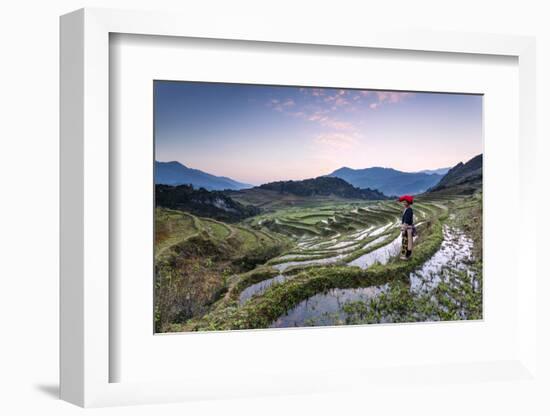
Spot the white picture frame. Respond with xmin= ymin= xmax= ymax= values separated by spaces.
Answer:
xmin=60 ymin=7 xmax=538 ymax=408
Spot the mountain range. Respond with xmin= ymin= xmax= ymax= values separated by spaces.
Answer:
xmin=327 ymin=166 xmax=445 ymax=196
xmin=418 ymin=167 xmax=451 ymax=175
xmin=428 ymin=154 xmax=482 ymax=194
xmin=155 ymin=161 xmax=253 ymax=191
xmin=156 ymin=157 xmax=479 ymax=197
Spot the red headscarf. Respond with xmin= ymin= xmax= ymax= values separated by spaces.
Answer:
xmin=398 ymin=195 xmax=414 ymax=204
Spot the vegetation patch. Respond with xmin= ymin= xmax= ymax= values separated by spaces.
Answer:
xmin=181 ymin=219 xmax=444 ymax=331
xmin=154 ymin=208 xmax=288 ymax=332
xmin=156 ymin=184 xmax=260 ymax=222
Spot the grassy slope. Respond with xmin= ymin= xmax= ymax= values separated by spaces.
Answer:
xmin=156 ymin=192 xmax=482 ymax=332
xmin=154 ymin=208 xmax=289 ymax=332
xmin=178 ymin=218 xmax=445 ymax=331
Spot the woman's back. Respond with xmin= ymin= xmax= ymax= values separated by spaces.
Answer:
xmin=402 ymin=206 xmax=413 ymax=225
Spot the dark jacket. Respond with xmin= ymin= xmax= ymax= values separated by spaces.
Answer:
xmin=402 ymin=207 xmax=413 ymax=225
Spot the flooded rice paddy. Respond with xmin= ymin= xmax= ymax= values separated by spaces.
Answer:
xmin=239 ymin=219 xmax=400 ymax=304
xmin=268 ymin=225 xmax=476 ymax=327
xmin=271 ymin=285 xmax=389 ymax=327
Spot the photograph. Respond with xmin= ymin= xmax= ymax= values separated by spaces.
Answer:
xmin=153 ymin=81 xmax=483 ymax=332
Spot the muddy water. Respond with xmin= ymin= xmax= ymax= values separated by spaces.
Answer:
xmin=370 ymin=222 xmax=393 ymax=236
xmin=331 ymin=239 xmax=362 ymax=249
xmin=270 ymin=285 xmax=389 ymax=327
xmin=306 ymin=234 xmax=341 ymax=250
xmin=239 ymin=274 xmax=287 ymax=305
xmin=347 ymin=234 xmax=402 ymax=269
xmin=277 ymin=253 xmax=318 ymax=260
xmin=409 ymin=225 xmax=474 ymax=293
xmin=350 ymin=225 xmax=375 ymax=241
xmin=360 ymin=235 xmax=388 ymax=250
xmin=273 ymin=252 xmax=348 ymax=273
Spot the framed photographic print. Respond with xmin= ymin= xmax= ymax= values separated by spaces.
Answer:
xmin=60 ymin=8 xmax=539 ymax=408
xmin=152 ymin=80 xmax=483 ymax=333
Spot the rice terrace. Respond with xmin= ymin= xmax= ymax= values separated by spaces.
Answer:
xmin=154 ymin=81 xmax=483 ymax=332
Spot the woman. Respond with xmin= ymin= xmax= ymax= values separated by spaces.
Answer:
xmin=398 ymin=195 xmax=414 ymax=260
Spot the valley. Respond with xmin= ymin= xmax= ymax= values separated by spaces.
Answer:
xmin=155 ymin=188 xmax=482 ymax=332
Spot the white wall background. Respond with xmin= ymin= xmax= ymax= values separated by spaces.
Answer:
xmin=0 ymin=1 xmax=547 ymax=415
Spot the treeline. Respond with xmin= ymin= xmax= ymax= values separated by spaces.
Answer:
xmin=258 ymin=176 xmax=389 ymax=200
xmin=155 ymin=184 xmax=260 ymax=222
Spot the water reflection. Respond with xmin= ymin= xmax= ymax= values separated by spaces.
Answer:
xmin=239 ymin=274 xmax=287 ymax=305
xmin=270 ymin=285 xmax=389 ymax=328
xmin=269 ymin=225 xmax=477 ymax=327
xmin=409 ymin=226 xmax=473 ymax=293
xmin=347 ymin=235 xmax=401 ymax=269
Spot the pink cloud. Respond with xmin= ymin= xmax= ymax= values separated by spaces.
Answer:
xmin=362 ymin=91 xmax=414 ymax=110
xmin=323 ymin=91 xmax=347 ymax=103
xmin=305 ymin=112 xmax=353 ymax=130
xmin=266 ymin=91 xmax=359 ymax=131
xmin=322 ymin=119 xmax=353 ymax=130
xmin=298 ymin=87 xmax=326 ymax=97
xmin=334 ymin=97 xmax=349 ymax=107
xmin=267 ymin=97 xmax=296 ymax=112
xmin=376 ymin=91 xmax=413 ymax=104
xmin=314 ymin=133 xmax=359 ymax=150
xmin=308 ymin=114 xmax=324 ymax=121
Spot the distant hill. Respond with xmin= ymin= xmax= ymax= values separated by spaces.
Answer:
xmin=328 ymin=166 xmax=443 ymax=196
xmin=428 ymin=154 xmax=482 ymax=194
xmin=155 ymin=184 xmax=260 ymax=222
xmin=417 ymin=167 xmax=451 ymax=176
xmin=155 ymin=161 xmax=253 ymax=191
xmin=258 ymin=176 xmax=389 ymax=200
xmin=228 ymin=176 xmax=389 ymax=209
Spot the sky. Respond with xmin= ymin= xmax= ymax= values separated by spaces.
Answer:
xmin=154 ymin=81 xmax=483 ymax=185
